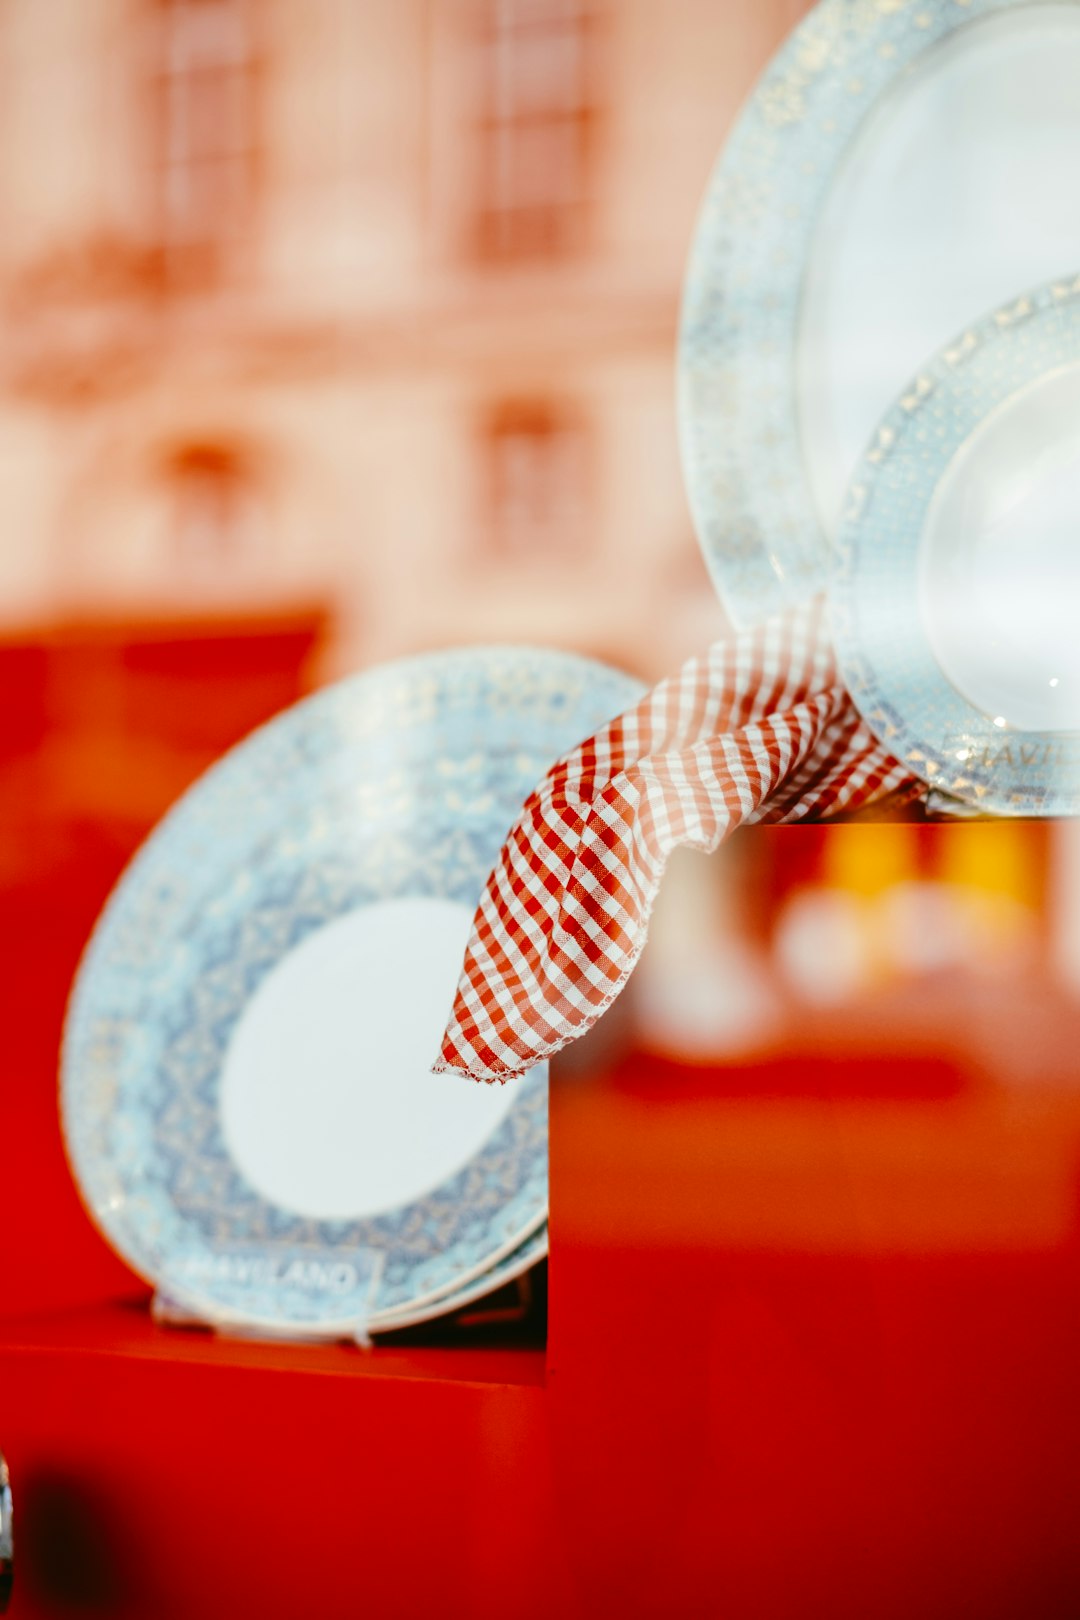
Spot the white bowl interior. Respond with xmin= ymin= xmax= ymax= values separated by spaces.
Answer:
xmin=798 ymin=3 xmax=1080 ymax=533
xmin=919 ymin=361 xmax=1080 ymax=734
xmin=219 ymin=895 xmax=514 ymax=1221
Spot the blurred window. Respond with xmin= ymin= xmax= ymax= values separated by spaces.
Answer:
xmin=168 ymin=445 xmax=264 ymax=574
xmin=153 ymin=0 xmax=257 ymax=284
xmin=485 ymin=400 xmax=589 ymax=558
xmin=471 ymin=0 xmax=599 ymax=261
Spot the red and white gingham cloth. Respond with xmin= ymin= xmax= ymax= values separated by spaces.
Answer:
xmin=433 ymin=599 xmax=924 ymax=1083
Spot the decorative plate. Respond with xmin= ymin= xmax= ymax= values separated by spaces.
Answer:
xmin=373 ymin=1223 xmax=548 ymax=1334
xmin=679 ymin=0 xmax=1080 ymax=626
xmin=829 ymin=276 xmax=1080 ymax=816
xmin=62 ymin=648 xmax=643 ymax=1338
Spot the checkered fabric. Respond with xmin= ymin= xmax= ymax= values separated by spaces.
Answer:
xmin=433 ymin=598 xmax=924 ymax=1083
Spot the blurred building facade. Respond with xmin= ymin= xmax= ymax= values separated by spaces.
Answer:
xmin=0 ymin=0 xmax=815 ymax=682
xmin=2 ymin=0 xmax=1076 ymax=1059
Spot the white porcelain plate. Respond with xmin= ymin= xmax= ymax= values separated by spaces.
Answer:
xmin=830 ymin=278 xmax=1080 ymax=816
xmin=680 ymin=0 xmax=1080 ymax=626
xmin=373 ymin=1222 xmax=548 ymax=1334
xmin=61 ymin=647 xmax=643 ymax=1337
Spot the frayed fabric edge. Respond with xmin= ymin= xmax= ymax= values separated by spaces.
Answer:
xmin=430 ymin=1054 xmax=516 ymax=1084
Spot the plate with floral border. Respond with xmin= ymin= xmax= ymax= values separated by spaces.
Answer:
xmin=61 ymin=647 xmax=643 ymax=1338
xmin=373 ymin=1222 xmax=548 ymax=1334
xmin=679 ymin=0 xmax=1080 ymax=627
xmin=829 ymin=276 xmax=1080 ymax=817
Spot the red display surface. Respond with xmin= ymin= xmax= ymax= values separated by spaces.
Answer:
xmin=5 ymin=824 xmax=1080 ymax=1618
xmin=0 ymin=1305 xmax=554 ymax=1620
xmin=548 ymin=1082 xmax=1080 ymax=1620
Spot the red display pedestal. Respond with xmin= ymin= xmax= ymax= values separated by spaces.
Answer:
xmin=6 ymin=824 xmax=1080 ymax=1617
xmin=6 ymin=1074 xmax=1080 ymax=1619
xmin=547 ymin=1080 xmax=1080 ymax=1620
xmin=0 ymin=1303 xmax=554 ymax=1620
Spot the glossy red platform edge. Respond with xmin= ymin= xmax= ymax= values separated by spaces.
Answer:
xmin=5 ymin=823 xmax=1080 ymax=1619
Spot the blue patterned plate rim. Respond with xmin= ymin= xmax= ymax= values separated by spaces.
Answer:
xmin=373 ymin=1222 xmax=548 ymax=1333
xmin=828 ymin=275 xmax=1080 ymax=818
xmin=677 ymin=0 xmax=1080 ymax=629
xmin=60 ymin=645 xmax=644 ymax=1335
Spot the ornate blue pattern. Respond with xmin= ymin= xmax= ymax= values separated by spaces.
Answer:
xmin=678 ymin=0 xmax=1080 ymax=627
xmin=829 ymin=277 xmax=1080 ymax=815
xmin=373 ymin=1223 xmax=549 ymax=1333
xmin=62 ymin=647 xmax=643 ymax=1334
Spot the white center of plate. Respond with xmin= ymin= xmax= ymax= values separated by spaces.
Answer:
xmin=920 ymin=362 xmax=1080 ymax=734
xmin=218 ymin=895 xmax=515 ymax=1220
xmin=799 ymin=4 xmax=1080 ymax=531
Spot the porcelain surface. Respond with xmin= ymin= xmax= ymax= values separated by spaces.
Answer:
xmin=829 ymin=277 xmax=1080 ymax=816
xmin=679 ymin=0 xmax=1080 ymax=626
xmin=62 ymin=647 xmax=643 ymax=1335
xmin=373 ymin=1222 xmax=548 ymax=1333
